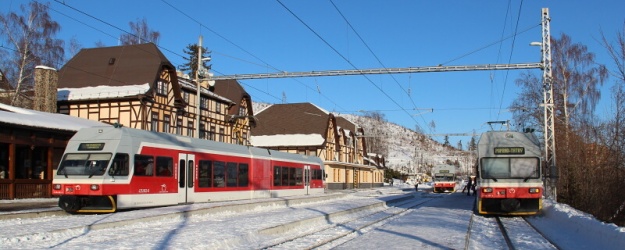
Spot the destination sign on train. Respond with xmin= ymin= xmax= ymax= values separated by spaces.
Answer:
xmin=494 ymin=147 xmax=525 ymax=155
xmin=78 ymin=143 xmax=105 ymax=151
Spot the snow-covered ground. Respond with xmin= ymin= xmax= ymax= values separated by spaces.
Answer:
xmin=1 ymin=182 xmax=624 ymax=249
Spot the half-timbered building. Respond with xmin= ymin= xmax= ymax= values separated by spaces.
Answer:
xmin=250 ymin=103 xmax=384 ymax=190
xmin=56 ymin=43 xmax=253 ymax=144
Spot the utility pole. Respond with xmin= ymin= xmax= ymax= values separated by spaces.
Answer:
xmin=194 ymin=35 xmax=203 ymax=139
xmin=541 ymin=8 xmax=557 ymax=201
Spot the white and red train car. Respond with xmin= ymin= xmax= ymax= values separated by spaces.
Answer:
xmin=431 ymin=164 xmax=457 ymax=193
xmin=52 ymin=126 xmax=325 ymax=213
xmin=476 ymin=130 xmax=543 ymax=215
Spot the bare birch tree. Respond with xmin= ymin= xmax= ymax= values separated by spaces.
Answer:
xmin=119 ymin=18 xmax=160 ymax=45
xmin=0 ymin=1 xmax=64 ymax=106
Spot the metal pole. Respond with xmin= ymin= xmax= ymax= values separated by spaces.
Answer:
xmin=541 ymin=8 xmax=557 ymax=201
xmin=195 ymin=36 xmax=203 ymax=139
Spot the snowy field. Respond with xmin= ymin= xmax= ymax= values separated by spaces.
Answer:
xmin=1 ymin=182 xmax=624 ymax=249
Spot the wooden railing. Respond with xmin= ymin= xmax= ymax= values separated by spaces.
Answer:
xmin=0 ymin=180 xmax=51 ymax=200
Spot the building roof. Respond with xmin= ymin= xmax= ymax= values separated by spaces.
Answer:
xmin=251 ymin=102 xmax=330 ymax=136
xmin=58 ymin=43 xmax=175 ymax=88
xmin=211 ymin=79 xmax=255 ymax=124
xmin=0 ymin=102 xmax=108 ymax=132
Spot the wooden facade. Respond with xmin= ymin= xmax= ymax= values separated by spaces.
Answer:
xmin=57 ymin=43 xmax=253 ymax=145
xmin=0 ymin=101 xmax=106 ymax=200
xmin=250 ymin=103 xmax=384 ymax=190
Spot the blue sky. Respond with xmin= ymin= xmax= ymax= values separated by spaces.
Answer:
xmin=3 ymin=0 xmax=624 ymax=148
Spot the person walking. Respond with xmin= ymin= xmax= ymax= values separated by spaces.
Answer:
xmin=466 ymin=177 xmax=473 ymax=196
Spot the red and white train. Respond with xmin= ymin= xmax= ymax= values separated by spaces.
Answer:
xmin=52 ymin=126 xmax=325 ymax=213
xmin=431 ymin=164 xmax=457 ymax=193
xmin=476 ymin=130 xmax=543 ymax=215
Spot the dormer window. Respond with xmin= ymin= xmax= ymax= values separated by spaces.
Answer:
xmin=156 ymin=80 xmax=168 ymax=96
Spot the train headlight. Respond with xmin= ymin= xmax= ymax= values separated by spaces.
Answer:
xmin=90 ymin=184 xmax=100 ymax=191
xmin=53 ymin=184 xmax=62 ymax=190
xmin=529 ymin=188 xmax=540 ymax=194
xmin=482 ymin=187 xmax=493 ymax=193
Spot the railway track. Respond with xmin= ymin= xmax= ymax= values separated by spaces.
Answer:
xmin=499 ymin=216 xmax=560 ymax=250
xmin=259 ymin=194 xmax=437 ymax=249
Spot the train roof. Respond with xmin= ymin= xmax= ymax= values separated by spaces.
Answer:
xmin=477 ymin=131 xmax=541 ymax=157
xmin=70 ymin=126 xmax=323 ymax=165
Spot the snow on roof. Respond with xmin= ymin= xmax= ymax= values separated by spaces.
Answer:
xmin=251 ymin=134 xmax=325 ymax=147
xmin=57 ymin=83 xmax=150 ymax=101
xmin=0 ymin=103 xmax=108 ymax=132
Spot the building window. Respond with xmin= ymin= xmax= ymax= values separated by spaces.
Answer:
xmin=183 ymin=91 xmax=189 ymax=104
xmin=200 ymin=123 xmax=206 ymax=139
xmin=163 ymin=115 xmax=171 ymax=133
xmin=156 ymin=80 xmax=168 ymax=96
xmin=242 ymin=133 xmax=247 ymax=145
xmin=219 ymin=128 xmax=225 ymax=142
xmin=176 ymin=118 xmax=182 ymax=135
xmin=216 ymin=102 xmax=221 ymax=114
xmin=200 ymin=96 xmax=208 ymax=110
xmin=151 ymin=112 xmax=159 ymax=132
xmin=187 ymin=121 xmax=194 ymax=137
xmin=210 ymin=126 xmax=216 ymax=140
xmin=238 ymin=106 xmax=246 ymax=116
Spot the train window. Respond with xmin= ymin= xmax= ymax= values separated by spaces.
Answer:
xmin=187 ymin=160 xmax=194 ymax=188
xmin=481 ymin=157 xmax=540 ymax=179
xmin=481 ymin=158 xmax=508 ymax=179
xmin=156 ymin=157 xmax=173 ymax=177
xmin=198 ymin=160 xmax=212 ymax=187
xmin=289 ymin=168 xmax=297 ymax=186
xmin=295 ymin=168 xmax=303 ymax=185
xmin=510 ymin=158 xmax=539 ymax=178
xmin=179 ymin=159 xmax=185 ymax=188
xmin=134 ymin=155 xmax=154 ymax=176
xmin=282 ymin=167 xmax=289 ymax=186
xmin=239 ymin=164 xmax=249 ymax=187
xmin=317 ymin=169 xmax=324 ymax=180
xmin=273 ymin=166 xmax=282 ymax=186
xmin=57 ymin=153 xmax=112 ymax=176
xmin=108 ymin=153 xmax=129 ymax=176
xmin=226 ymin=162 xmax=238 ymax=187
xmin=214 ymin=161 xmax=226 ymax=187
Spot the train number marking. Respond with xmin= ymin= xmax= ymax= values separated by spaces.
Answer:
xmin=138 ymin=189 xmax=150 ymax=193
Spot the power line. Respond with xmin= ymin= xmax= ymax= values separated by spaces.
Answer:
xmin=496 ymin=0 xmax=525 ymax=120
xmin=160 ymin=0 xmax=348 ymax=112
xmin=52 ymin=0 xmax=186 ymax=60
xmin=329 ymin=0 xmax=427 ymax=131
xmin=277 ymin=0 xmax=423 ymax=128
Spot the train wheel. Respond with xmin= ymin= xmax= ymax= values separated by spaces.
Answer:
xmin=58 ymin=196 xmax=81 ymax=213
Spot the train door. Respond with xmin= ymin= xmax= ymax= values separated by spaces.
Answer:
xmin=304 ymin=165 xmax=311 ymax=194
xmin=177 ymin=153 xmax=195 ymax=204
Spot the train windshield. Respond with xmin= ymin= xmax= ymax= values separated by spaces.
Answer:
xmin=434 ymin=174 xmax=455 ymax=182
xmin=57 ymin=153 xmax=112 ymax=176
xmin=480 ymin=157 xmax=539 ymax=179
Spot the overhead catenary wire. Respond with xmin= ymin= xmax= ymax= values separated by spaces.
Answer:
xmin=329 ymin=0 xmax=427 ymax=131
xmin=496 ymin=0 xmax=525 ymax=121
xmin=160 ymin=0 xmax=348 ymax=112
xmin=276 ymin=0 xmax=423 ymax=128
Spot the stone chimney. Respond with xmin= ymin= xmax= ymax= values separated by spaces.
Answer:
xmin=33 ymin=65 xmax=58 ymax=113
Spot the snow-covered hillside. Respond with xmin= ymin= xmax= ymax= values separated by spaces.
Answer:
xmin=252 ymin=102 xmax=473 ymax=175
